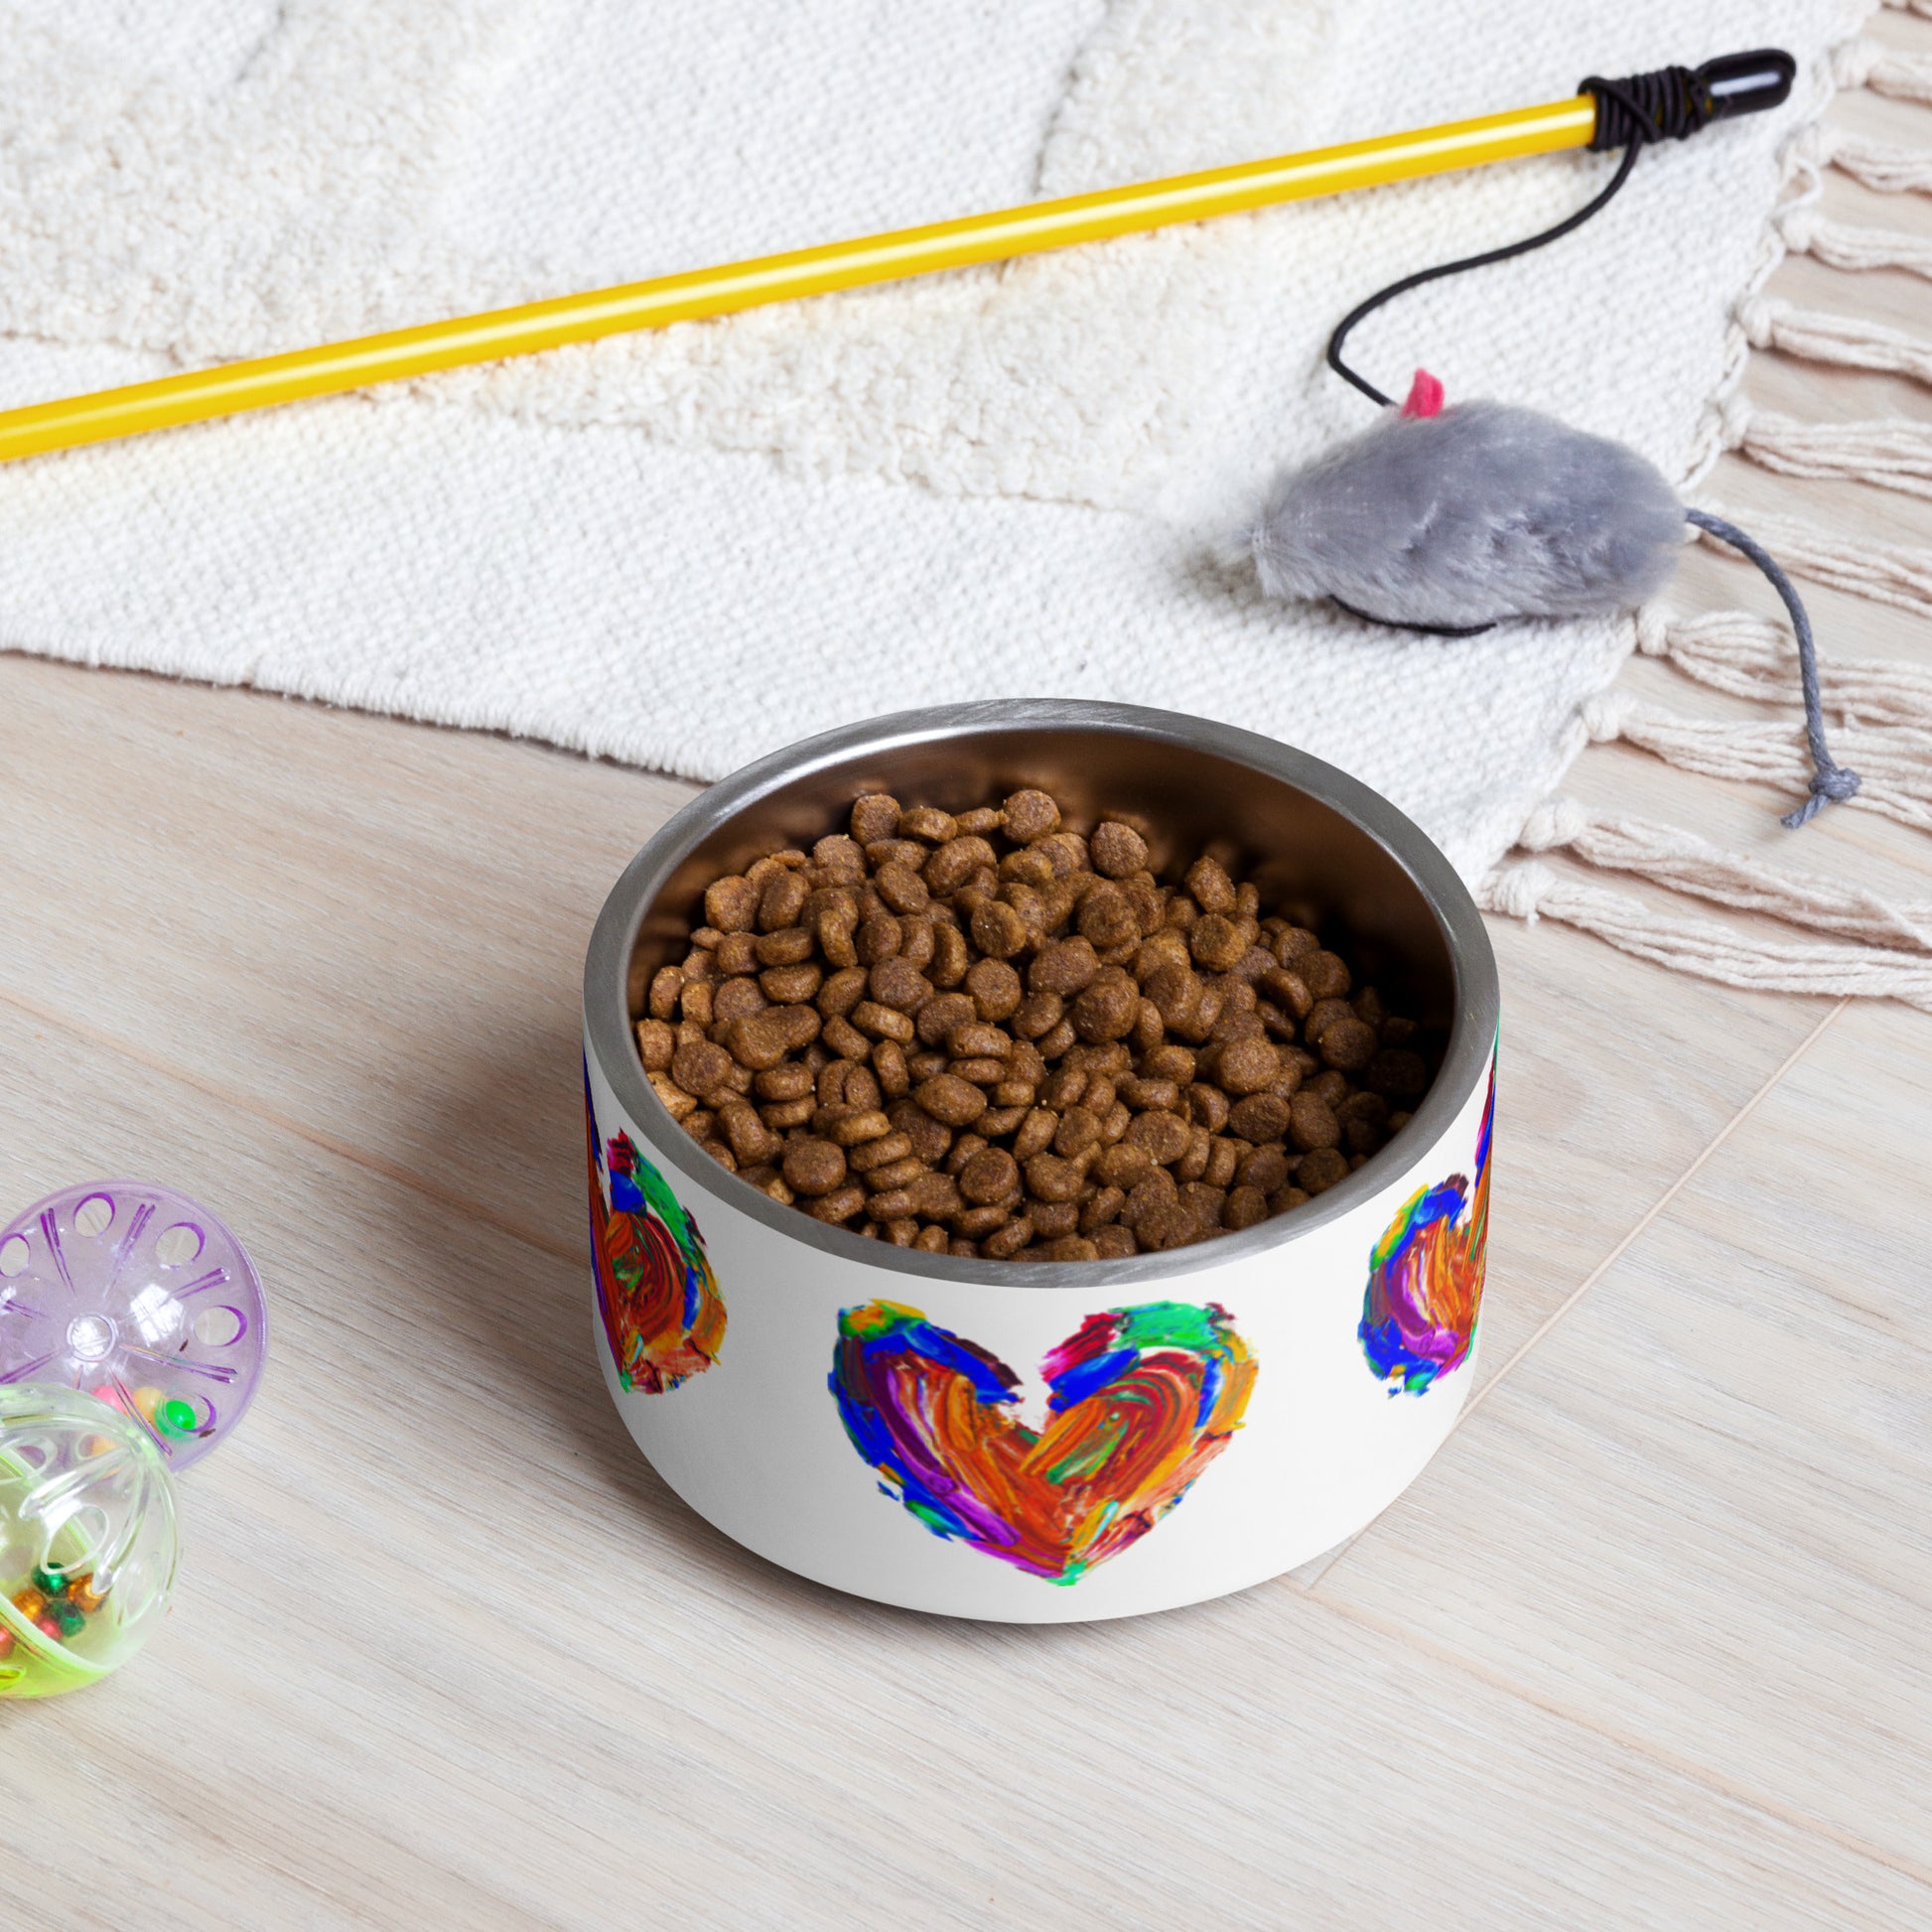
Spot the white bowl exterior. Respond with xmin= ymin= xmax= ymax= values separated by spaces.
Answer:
xmin=585 ymin=1025 xmax=1494 ymax=1624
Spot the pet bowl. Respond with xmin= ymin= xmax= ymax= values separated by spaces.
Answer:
xmin=583 ymin=700 xmax=1498 ymax=1622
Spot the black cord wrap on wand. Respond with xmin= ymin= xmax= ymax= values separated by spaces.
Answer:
xmin=1319 ymin=49 xmax=1855 ymax=825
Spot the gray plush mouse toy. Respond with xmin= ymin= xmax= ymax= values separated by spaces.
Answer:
xmin=1245 ymin=52 xmax=1859 ymax=828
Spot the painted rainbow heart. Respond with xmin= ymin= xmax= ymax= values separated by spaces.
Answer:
xmin=831 ymin=1300 xmax=1258 ymax=1585
xmin=587 ymin=1068 xmax=726 ymax=1394
xmin=1359 ymin=1060 xmax=1494 ymax=1395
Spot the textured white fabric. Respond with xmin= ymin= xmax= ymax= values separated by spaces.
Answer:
xmin=0 ymin=0 xmax=1870 ymax=883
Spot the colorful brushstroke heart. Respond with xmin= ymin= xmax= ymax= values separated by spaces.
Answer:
xmin=586 ymin=1071 xmax=726 ymax=1393
xmin=1359 ymin=1061 xmax=1495 ymax=1395
xmin=831 ymin=1300 xmax=1258 ymax=1585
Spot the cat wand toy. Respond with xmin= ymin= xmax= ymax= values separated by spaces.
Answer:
xmin=0 ymin=51 xmax=1791 ymax=465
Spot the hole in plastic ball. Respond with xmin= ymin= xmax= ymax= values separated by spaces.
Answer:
xmin=154 ymin=1223 xmax=205 ymax=1268
xmin=0 ymin=1235 xmax=28 ymax=1278
xmin=72 ymin=1195 xmax=113 ymax=1239
xmin=192 ymin=1306 xmax=245 ymax=1348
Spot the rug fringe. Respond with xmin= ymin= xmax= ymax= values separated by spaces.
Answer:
xmin=1482 ymin=17 xmax=1932 ymax=1010
xmin=1479 ymin=862 xmax=1932 ymax=1010
xmin=1815 ymin=126 xmax=1932 ymax=193
xmin=1692 ymin=505 xmax=1932 ymax=619
xmin=1779 ymin=205 xmax=1932 ymax=280
xmin=1635 ymin=605 xmax=1932 ymax=730
xmin=1835 ymin=35 xmax=1932 ymax=103
xmin=1517 ymin=797 xmax=1932 ymax=950
xmin=1582 ymin=689 xmax=1932 ymax=832
xmin=1741 ymin=296 xmax=1932 ymax=385
xmin=1721 ymin=394 xmax=1932 ymax=498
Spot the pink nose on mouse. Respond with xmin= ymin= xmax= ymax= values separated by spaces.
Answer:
xmin=1401 ymin=368 xmax=1445 ymax=418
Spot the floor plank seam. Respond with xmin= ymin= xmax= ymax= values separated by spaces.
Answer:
xmin=1301 ymin=1585 xmax=1932 ymax=1894
xmin=0 ymin=981 xmax=585 ymax=1269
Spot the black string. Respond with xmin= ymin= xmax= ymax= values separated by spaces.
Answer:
xmin=1318 ymin=68 xmax=1861 ymax=825
xmin=1326 ymin=78 xmax=1673 ymax=406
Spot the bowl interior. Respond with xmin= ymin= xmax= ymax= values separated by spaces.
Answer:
xmin=628 ymin=724 xmax=1455 ymax=1033
xmin=591 ymin=702 xmax=1497 ymax=1286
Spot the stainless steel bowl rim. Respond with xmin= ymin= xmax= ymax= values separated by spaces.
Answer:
xmin=585 ymin=699 xmax=1499 ymax=1290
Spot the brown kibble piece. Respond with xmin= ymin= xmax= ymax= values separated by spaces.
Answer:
xmin=1303 ymin=949 xmax=1352 ymax=999
xmin=1298 ymin=1147 xmax=1350 ymax=1195
xmin=1183 ymin=856 xmax=1237 ymax=916
xmin=704 ymin=876 xmax=759 ymax=933
xmin=1024 ymin=1153 xmax=1083 ymax=1203
xmin=1288 ymin=1091 xmax=1341 ymax=1153
xmin=1137 ymin=1202 xmax=1199 ymax=1251
xmin=897 ymin=804 xmax=957 ymax=843
xmin=1089 ymin=820 xmax=1149 ymax=879
xmin=1126 ymin=1111 xmax=1191 ymax=1166
xmin=1223 ymin=1184 xmax=1268 ymax=1231
xmin=782 ymin=1139 xmax=847 ymax=1197
xmin=971 ymin=898 xmax=1029 ymax=959
xmin=963 ymin=957 xmax=1023 ymax=1022
xmin=875 ymin=863 xmax=929 ymax=915
xmin=914 ymin=1074 xmax=988 ymax=1128
xmin=1077 ymin=884 xmax=1141 ymax=950
xmin=1029 ymin=936 xmax=1099 ymax=997
xmin=1001 ymin=788 xmax=1060 ymax=842
xmin=1215 ymin=1036 xmax=1280 ymax=1096
xmin=1318 ymin=1017 xmax=1378 ymax=1072
xmin=849 ymin=794 xmax=902 ymax=844
xmin=1188 ymin=914 xmax=1246 ymax=973
xmin=672 ymin=1038 xmax=735 ymax=1099
xmin=634 ymin=1019 xmax=675 ymax=1072
xmin=827 ymin=1110 xmax=894 ymax=1148
xmin=1071 ymin=968 xmax=1140 ymax=1041
xmin=868 ymin=958 xmax=932 ymax=1013
xmin=758 ymin=871 xmax=810 ymax=933
xmin=1227 ymin=1091 xmax=1290 ymax=1142
xmin=958 ymin=1146 xmax=1021 ymax=1203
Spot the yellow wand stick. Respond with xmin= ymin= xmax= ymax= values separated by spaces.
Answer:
xmin=0 ymin=55 xmax=1790 ymax=466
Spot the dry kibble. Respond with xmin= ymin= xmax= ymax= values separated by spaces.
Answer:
xmin=704 ymin=876 xmax=759 ymax=933
xmin=1318 ymin=1017 xmax=1379 ymax=1072
xmin=915 ymin=1074 xmax=988 ymax=1128
xmin=1002 ymin=788 xmax=1060 ymax=842
xmin=1298 ymin=1147 xmax=1350 ymax=1195
xmin=645 ymin=781 xmax=1440 ymax=1258
xmin=1090 ymin=820 xmax=1149 ymax=878
xmin=1184 ymin=856 xmax=1237 ymax=916
xmin=634 ymin=1018 xmax=675 ymax=1072
xmin=849 ymin=794 xmax=902 ymax=844
xmin=782 ymin=1139 xmax=847 ymax=1197
xmin=1288 ymin=1091 xmax=1341 ymax=1153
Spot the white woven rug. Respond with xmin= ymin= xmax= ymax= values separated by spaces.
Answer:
xmin=0 ymin=0 xmax=1882 ymax=897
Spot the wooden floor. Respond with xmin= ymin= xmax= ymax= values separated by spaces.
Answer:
xmin=5 ymin=22 xmax=1932 ymax=1928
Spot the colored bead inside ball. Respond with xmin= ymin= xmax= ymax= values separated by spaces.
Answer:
xmin=0 ymin=1385 xmax=179 ymax=1698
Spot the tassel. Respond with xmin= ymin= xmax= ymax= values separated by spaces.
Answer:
xmin=1741 ymin=297 xmax=1932 ymax=387
xmin=1636 ymin=606 xmax=1932 ymax=731
xmin=1815 ymin=128 xmax=1932 ymax=196
xmin=1779 ymin=207 xmax=1932 ymax=281
xmin=1480 ymin=862 xmax=1932 ymax=1010
xmin=1585 ymin=691 xmax=1932 ymax=832
xmin=1694 ymin=507 xmax=1932 ymax=620
xmin=1834 ymin=37 xmax=1932 ymax=104
xmin=1721 ymin=395 xmax=1932 ymax=499
xmin=1518 ymin=798 xmax=1932 ymax=950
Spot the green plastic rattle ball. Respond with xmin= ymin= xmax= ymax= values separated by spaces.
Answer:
xmin=0 ymin=1385 xmax=180 ymax=1699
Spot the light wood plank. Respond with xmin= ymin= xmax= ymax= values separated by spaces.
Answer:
xmin=1312 ymin=995 xmax=1932 ymax=1887
xmin=1 ymin=1005 xmax=1927 ymax=1931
